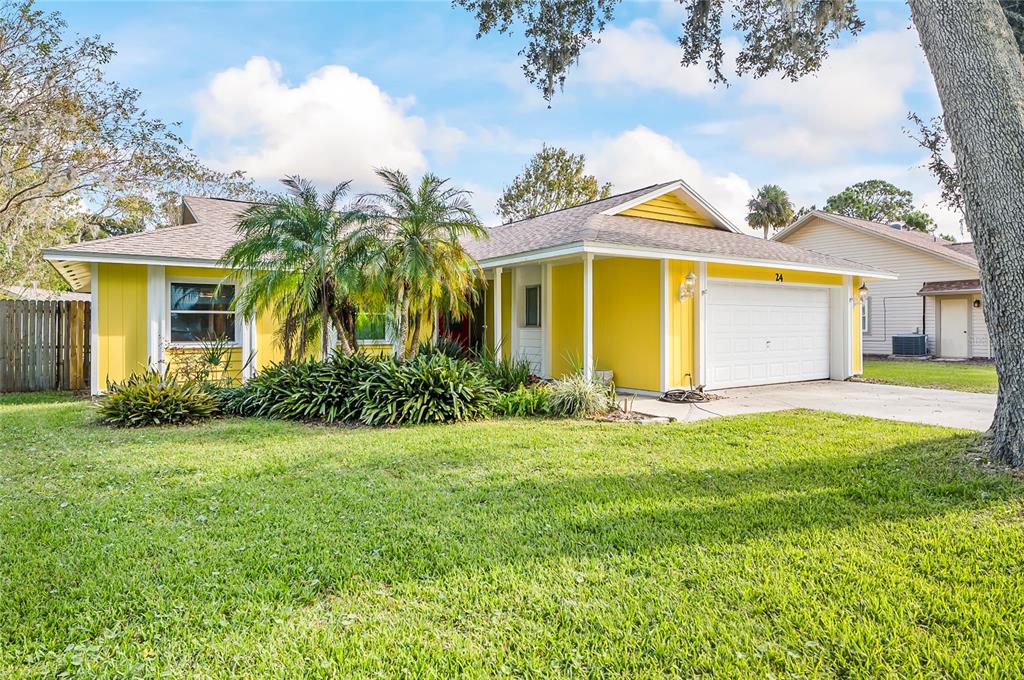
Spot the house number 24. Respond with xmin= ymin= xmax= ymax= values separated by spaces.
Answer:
xmin=775 ymin=273 xmax=784 ymax=282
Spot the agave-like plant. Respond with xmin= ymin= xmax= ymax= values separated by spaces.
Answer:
xmin=356 ymin=169 xmax=488 ymax=360
xmin=221 ymin=176 xmax=369 ymax=361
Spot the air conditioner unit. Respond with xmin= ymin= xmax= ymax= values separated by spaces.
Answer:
xmin=892 ymin=334 xmax=928 ymax=356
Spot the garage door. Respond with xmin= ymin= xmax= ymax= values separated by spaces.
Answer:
xmin=705 ymin=282 xmax=830 ymax=389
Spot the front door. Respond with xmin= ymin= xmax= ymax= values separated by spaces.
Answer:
xmin=939 ymin=298 xmax=970 ymax=358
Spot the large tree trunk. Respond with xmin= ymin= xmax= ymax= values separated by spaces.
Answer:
xmin=395 ymin=287 xmax=411 ymax=361
xmin=909 ymin=0 xmax=1024 ymax=466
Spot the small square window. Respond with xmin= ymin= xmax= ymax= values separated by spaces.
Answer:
xmin=524 ymin=286 xmax=541 ymax=328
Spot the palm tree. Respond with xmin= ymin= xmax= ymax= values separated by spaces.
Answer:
xmin=356 ymin=169 xmax=488 ymax=360
xmin=220 ymin=176 xmax=367 ymax=362
xmin=746 ymin=184 xmax=795 ymax=239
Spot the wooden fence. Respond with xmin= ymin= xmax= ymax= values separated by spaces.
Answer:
xmin=0 ymin=300 xmax=90 ymax=392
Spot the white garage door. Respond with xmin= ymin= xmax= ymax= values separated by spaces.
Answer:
xmin=705 ymin=282 xmax=830 ymax=389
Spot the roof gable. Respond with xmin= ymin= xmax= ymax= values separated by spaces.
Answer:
xmin=601 ymin=180 xmax=739 ymax=232
xmin=618 ymin=192 xmax=713 ymax=227
xmin=775 ymin=210 xmax=978 ymax=270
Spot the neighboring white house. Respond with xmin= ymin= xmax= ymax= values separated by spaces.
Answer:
xmin=774 ymin=211 xmax=991 ymax=359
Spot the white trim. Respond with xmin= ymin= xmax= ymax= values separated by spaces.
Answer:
xmin=583 ymin=254 xmax=594 ymax=380
xmin=510 ymin=267 xmax=519 ymax=359
xmin=43 ymin=250 xmax=221 ymax=269
xmin=659 ymin=259 xmax=669 ymax=393
xmin=599 ymin=180 xmax=743 ymax=233
xmin=493 ymin=266 xmax=502 ymax=354
xmin=695 ymin=262 xmax=707 ymax=388
xmin=775 ymin=211 xmax=978 ymax=271
xmin=478 ymin=241 xmax=896 ymax=279
xmin=165 ymin=274 xmax=242 ymax=349
xmin=844 ymin=276 xmax=854 ymax=377
xmin=146 ymin=265 xmax=166 ymax=370
xmin=542 ymin=263 xmax=552 ymax=378
xmin=90 ymin=263 xmax=99 ymax=395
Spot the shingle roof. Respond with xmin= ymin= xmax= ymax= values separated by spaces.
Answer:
xmin=786 ymin=211 xmax=978 ymax=269
xmin=945 ymin=242 xmax=977 ymax=260
xmin=917 ymin=279 xmax=981 ymax=295
xmin=44 ymin=196 xmax=259 ymax=262
xmin=44 ymin=187 xmax=891 ymax=278
xmin=464 ymin=192 xmax=892 ymax=276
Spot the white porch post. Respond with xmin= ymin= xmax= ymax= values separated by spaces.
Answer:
xmin=660 ymin=259 xmax=669 ymax=392
xmin=146 ymin=265 xmax=165 ymax=371
xmin=695 ymin=261 xmax=708 ymax=387
xmin=542 ymin=262 xmax=552 ymax=378
xmin=583 ymin=253 xmax=594 ymax=380
xmin=509 ymin=268 xmax=519 ymax=359
xmin=90 ymin=263 xmax=100 ymax=395
xmin=241 ymin=316 xmax=257 ymax=381
xmin=493 ymin=267 xmax=503 ymax=355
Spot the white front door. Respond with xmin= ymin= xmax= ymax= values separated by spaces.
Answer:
xmin=939 ymin=298 xmax=970 ymax=358
xmin=705 ymin=282 xmax=831 ymax=389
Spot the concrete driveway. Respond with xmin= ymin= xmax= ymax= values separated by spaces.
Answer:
xmin=632 ymin=380 xmax=996 ymax=431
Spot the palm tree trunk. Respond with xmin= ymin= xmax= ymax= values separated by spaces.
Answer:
xmin=321 ymin=288 xmax=330 ymax=361
xmin=909 ymin=0 xmax=1024 ymax=466
xmin=330 ymin=308 xmax=353 ymax=356
xmin=395 ymin=286 xmax=411 ymax=361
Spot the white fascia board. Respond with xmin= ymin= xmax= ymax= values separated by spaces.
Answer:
xmin=479 ymin=241 xmax=898 ymax=279
xmin=42 ymin=250 xmax=224 ymax=269
xmin=598 ymin=180 xmax=742 ymax=233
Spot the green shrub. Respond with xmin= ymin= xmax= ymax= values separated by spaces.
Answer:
xmin=97 ymin=368 xmax=218 ymax=427
xmin=476 ymin=346 xmax=532 ymax=391
xmin=360 ymin=353 xmax=497 ymax=425
xmin=494 ymin=385 xmax=551 ymax=417
xmin=223 ymin=352 xmax=376 ymax=423
xmin=417 ymin=337 xmax=467 ymax=361
xmin=548 ymin=373 xmax=615 ymax=418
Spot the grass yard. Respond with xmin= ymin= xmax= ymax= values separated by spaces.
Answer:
xmin=2 ymin=394 xmax=1023 ymax=677
xmin=862 ymin=358 xmax=998 ymax=393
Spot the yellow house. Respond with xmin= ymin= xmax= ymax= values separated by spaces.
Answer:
xmin=43 ymin=181 xmax=894 ymax=396
xmin=463 ymin=180 xmax=894 ymax=393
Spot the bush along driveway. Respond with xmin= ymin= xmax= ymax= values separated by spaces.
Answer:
xmin=3 ymin=393 xmax=1024 ymax=676
xmin=862 ymin=358 xmax=998 ymax=393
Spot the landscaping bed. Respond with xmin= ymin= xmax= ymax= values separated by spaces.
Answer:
xmin=3 ymin=393 xmax=1023 ymax=676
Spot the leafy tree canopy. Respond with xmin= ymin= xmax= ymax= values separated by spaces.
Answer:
xmin=0 ymin=0 xmax=266 ymax=287
xmin=496 ymin=145 xmax=611 ymax=222
xmin=824 ymin=180 xmax=935 ymax=231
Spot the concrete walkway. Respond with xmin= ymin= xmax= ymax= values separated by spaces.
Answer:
xmin=632 ymin=380 xmax=996 ymax=431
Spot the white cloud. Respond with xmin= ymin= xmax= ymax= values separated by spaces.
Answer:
xmin=739 ymin=29 xmax=932 ymax=162
xmin=193 ymin=57 xmax=464 ymax=185
xmin=586 ymin=126 xmax=755 ymax=230
xmin=576 ymin=19 xmax=713 ymax=96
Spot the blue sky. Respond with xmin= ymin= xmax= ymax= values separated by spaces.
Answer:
xmin=46 ymin=1 xmax=959 ymax=236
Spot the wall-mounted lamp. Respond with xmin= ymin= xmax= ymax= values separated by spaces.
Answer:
xmin=858 ymin=282 xmax=869 ymax=298
xmin=679 ymin=271 xmax=697 ymax=301
xmin=973 ymin=299 xmax=982 ymax=309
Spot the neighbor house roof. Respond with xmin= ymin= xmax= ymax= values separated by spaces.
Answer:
xmin=775 ymin=210 xmax=978 ymax=270
xmin=917 ymin=279 xmax=982 ymax=296
xmin=465 ymin=186 xmax=893 ymax=277
xmin=0 ymin=285 xmax=90 ymax=302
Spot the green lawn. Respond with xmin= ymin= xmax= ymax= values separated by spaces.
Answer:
xmin=3 ymin=394 xmax=1023 ymax=677
xmin=862 ymin=358 xmax=998 ymax=393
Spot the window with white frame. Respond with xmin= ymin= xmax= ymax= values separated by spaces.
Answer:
xmin=861 ymin=296 xmax=870 ymax=333
xmin=355 ymin=310 xmax=387 ymax=343
xmin=169 ymin=281 xmax=237 ymax=343
xmin=524 ymin=285 xmax=541 ymax=328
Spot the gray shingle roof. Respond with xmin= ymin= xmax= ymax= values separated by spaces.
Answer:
xmin=945 ymin=242 xmax=977 ymax=260
xmin=44 ymin=188 xmax=891 ymax=277
xmin=465 ymin=191 xmax=892 ymax=276
xmin=44 ymin=196 xmax=258 ymax=262
xmin=917 ymin=279 xmax=981 ymax=295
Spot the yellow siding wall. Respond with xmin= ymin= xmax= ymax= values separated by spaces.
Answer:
xmin=164 ymin=347 xmax=244 ymax=384
xmin=550 ymin=263 xmax=583 ymax=377
xmin=669 ymin=260 xmax=698 ymax=388
xmin=707 ymin=263 xmax=843 ymax=286
xmin=484 ymin=284 xmax=495 ymax=353
xmin=593 ymin=258 xmax=660 ymax=391
xmin=96 ymin=263 xmax=148 ymax=386
xmin=620 ymin=193 xmax=713 ymax=227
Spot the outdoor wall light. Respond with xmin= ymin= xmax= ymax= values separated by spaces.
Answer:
xmin=974 ymin=299 xmax=982 ymax=308
xmin=858 ymin=282 xmax=869 ymax=297
xmin=679 ymin=272 xmax=697 ymax=301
